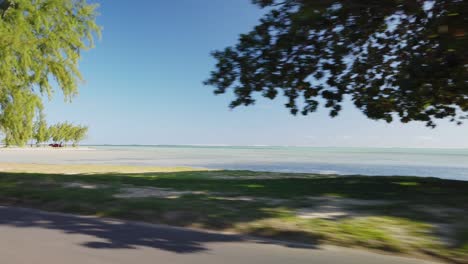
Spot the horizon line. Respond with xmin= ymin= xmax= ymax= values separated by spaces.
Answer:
xmin=81 ymin=144 xmax=468 ymax=150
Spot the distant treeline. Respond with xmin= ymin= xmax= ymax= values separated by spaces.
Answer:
xmin=2 ymin=111 xmax=88 ymax=147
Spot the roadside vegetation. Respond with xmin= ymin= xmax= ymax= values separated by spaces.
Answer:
xmin=0 ymin=164 xmax=466 ymax=263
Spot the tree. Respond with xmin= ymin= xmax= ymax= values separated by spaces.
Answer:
xmin=33 ymin=111 xmax=50 ymax=146
xmin=0 ymin=89 xmax=42 ymax=146
xmin=0 ymin=0 xmax=100 ymax=139
xmin=47 ymin=122 xmax=87 ymax=147
xmin=59 ymin=122 xmax=71 ymax=146
xmin=71 ymin=125 xmax=88 ymax=147
xmin=49 ymin=123 xmax=64 ymax=145
xmin=205 ymin=0 xmax=467 ymax=127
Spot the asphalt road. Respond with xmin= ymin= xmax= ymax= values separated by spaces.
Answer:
xmin=0 ymin=206 xmax=440 ymax=264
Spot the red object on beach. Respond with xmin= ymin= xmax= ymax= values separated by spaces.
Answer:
xmin=48 ymin=143 xmax=62 ymax=148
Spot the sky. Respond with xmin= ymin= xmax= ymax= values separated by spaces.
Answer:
xmin=43 ymin=0 xmax=468 ymax=148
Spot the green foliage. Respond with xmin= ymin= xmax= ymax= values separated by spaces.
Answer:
xmin=0 ymin=89 xmax=42 ymax=146
xmin=0 ymin=0 xmax=100 ymax=144
xmin=61 ymin=122 xmax=74 ymax=145
xmin=33 ymin=111 xmax=49 ymax=146
xmin=0 ymin=0 xmax=100 ymax=99
xmin=48 ymin=122 xmax=88 ymax=146
xmin=72 ymin=125 xmax=88 ymax=147
xmin=48 ymin=123 xmax=60 ymax=143
xmin=205 ymin=0 xmax=467 ymax=127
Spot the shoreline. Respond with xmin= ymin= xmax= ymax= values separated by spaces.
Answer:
xmin=0 ymin=162 xmax=205 ymax=174
xmin=0 ymin=162 xmax=455 ymax=182
xmin=0 ymin=147 xmax=467 ymax=181
xmin=0 ymin=146 xmax=95 ymax=151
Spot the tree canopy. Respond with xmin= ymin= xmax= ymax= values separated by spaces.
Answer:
xmin=0 ymin=0 xmax=100 ymax=145
xmin=205 ymin=0 xmax=467 ymax=127
xmin=0 ymin=89 xmax=41 ymax=146
xmin=48 ymin=122 xmax=88 ymax=146
xmin=33 ymin=111 xmax=49 ymax=146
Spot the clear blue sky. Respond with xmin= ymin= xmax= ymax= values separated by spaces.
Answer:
xmin=43 ymin=0 xmax=468 ymax=148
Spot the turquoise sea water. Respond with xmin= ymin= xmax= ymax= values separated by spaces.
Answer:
xmin=88 ymin=146 xmax=468 ymax=181
xmin=1 ymin=145 xmax=467 ymax=180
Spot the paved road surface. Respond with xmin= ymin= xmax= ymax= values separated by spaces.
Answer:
xmin=0 ymin=206 xmax=440 ymax=264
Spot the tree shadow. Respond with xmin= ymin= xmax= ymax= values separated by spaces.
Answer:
xmin=0 ymin=206 xmax=239 ymax=253
xmin=0 ymin=205 xmax=316 ymax=254
xmin=1 ymin=170 xmax=467 ymax=256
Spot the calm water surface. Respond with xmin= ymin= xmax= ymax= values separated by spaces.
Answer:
xmin=2 ymin=146 xmax=468 ymax=180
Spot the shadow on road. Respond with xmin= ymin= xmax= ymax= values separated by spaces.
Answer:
xmin=0 ymin=206 xmax=315 ymax=254
xmin=0 ymin=206 xmax=240 ymax=253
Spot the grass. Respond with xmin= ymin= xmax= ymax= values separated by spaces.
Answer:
xmin=0 ymin=163 xmax=467 ymax=263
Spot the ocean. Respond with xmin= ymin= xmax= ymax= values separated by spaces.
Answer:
xmin=1 ymin=145 xmax=468 ymax=180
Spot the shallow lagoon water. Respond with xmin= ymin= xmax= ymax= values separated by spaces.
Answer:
xmin=1 ymin=145 xmax=467 ymax=181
